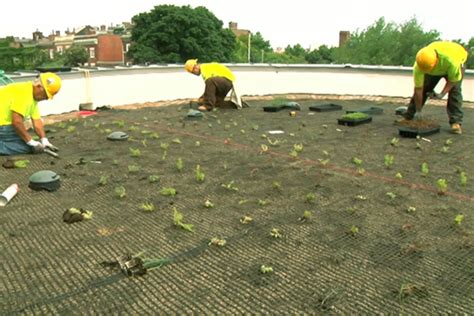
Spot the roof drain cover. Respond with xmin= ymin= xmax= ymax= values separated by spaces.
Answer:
xmin=107 ymin=131 xmax=129 ymax=141
xmin=29 ymin=170 xmax=61 ymax=192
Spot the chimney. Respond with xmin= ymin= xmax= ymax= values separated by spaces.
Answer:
xmin=229 ymin=22 xmax=238 ymax=30
xmin=55 ymin=30 xmax=60 ymax=36
xmin=100 ymin=25 xmax=106 ymax=31
xmin=339 ymin=31 xmax=350 ymax=47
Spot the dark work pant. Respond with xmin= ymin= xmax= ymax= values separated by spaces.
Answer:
xmin=0 ymin=125 xmax=32 ymax=155
xmin=202 ymin=77 xmax=233 ymax=109
xmin=405 ymin=69 xmax=464 ymax=124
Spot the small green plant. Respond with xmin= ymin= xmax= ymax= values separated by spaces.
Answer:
xmin=355 ymin=195 xmax=367 ymax=201
xmin=172 ymin=138 xmax=182 ymax=144
xmin=195 ymin=165 xmax=205 ymax=182
xmin=384 ymin=154 xmax=394 ymax=169
xmin=454 ymin=214 xmax=464 ymax=226
xmin=270 ymin=228 xmax=282 ymax=238
xmin=238 ymin=199 xmax=248 ymax=205
xmin=129 ymin=147 xmax=141 ymax=157
xmin=299 ymin=210 xmax=312 ymax=222
xmin=67 ymin=126 xmax=76 ymax=133
xmin=13 ymin=159 xmax=29 ymax=168
xmin=341 ymin=112 xmax=369 ymax=120
xmin=208 ymin=237 xmax=226 ymax=247
xmin=221 ymin=180 xmax=239 ymax=191
xmin=161 ymin=150 xmax=167 ymax=161
xmin=173 ymin=207 xmax=193 ymax=232
xmin=160 ymin=142 xmax=169 ymax=150
xmin=260 ymin=265 xmax=273 ymax=274
xmin=386 ymin=192 xmax=397 ymax=199
xmin=459 ymin=171 xmax=467 ymax=186
xmin=160 ymin=187 xmax=177 ymax=196
xmin=421 ymin=162 xmax=429 ymax=177
xmin=258 ymin=199 xmax=269 ymax=206
xmin=98 ymin=175 xmax=108 ymax=186
xmin=204 ymin=199 xmax=214 ymax=208
xmin=305 ymin=192 xmax=316 ymax=203
xmin=437 ymin=178 xmax=448 ymax=195
xmin=176 ymin=158 xmax=184 ymax=172
xmin=148 ymin=175 xmax=160 ymax=183
xmin=128 ymin=164 xmax=140 ymax=173
xmin=140 ymin=202 xmax=155 ymax=212
xmin=352 ymin=157 xmax=363 ymax=166
xmin=441 ymin=146 xmax=449 ymax=153
xmin=445 ymin=138 xmax=453 ymax=146
xmin=114 ymin=120 xmax=125 ymax=128
xmin=240 ymin=215 xmax=253 ymax=224
xmin=407 ymin=206 xmax=416 ymax=213
xmin=272 ymin=181 xmax=282 ymax=191
xmin=350 ymin=225 xmax=359 ymax=236
xmin=293 ymin=143 xmax=304 ymax=153
xmin=149 ymin=132 xmax=160 ymax=139
xmin=112 ymin=159 xmax=119 ymax=165
xmin=395 ymin=172 xmax=403 ymax=179
xmin=390 ymin=137 xmax=400 ymax=147
xmin=115 ymin=186 xmax=126 ymax=199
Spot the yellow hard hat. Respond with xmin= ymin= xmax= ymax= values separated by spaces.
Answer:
xmin=416 ymin=47 xmax=437 ymax=72
xmin=40 ymin=72 xmax=62 ymax=99
xmin=184 ymin=59 xmax=198 ymax=73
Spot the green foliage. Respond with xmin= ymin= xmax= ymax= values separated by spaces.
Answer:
xmin=306 ymin=45 xmax=335 ymax=64
xmin=130 ymin=5 xmax=236 ymax=63
xmin=115 ymin=186 xmax=126 ymax=198
xmin=63 ymin=45 xmax=88 ymax=66
xmin=436 ymin=179 xmax=448 ymax=194
xmin=0 ymin=40 xmax=48 ymax=71
xmin=98 ymin=175 xmax=108 ymax=186
xmin=129 ymin=147 xmax=141 ymax=157
xmin=13 ymin=159 xmax=29 ymax=168
xmin=334 ymin=17 xmax=440 ymax=66
xmin=384 ymin=154 xmax=394 ymax=169
xmin=421 ymin=162 xmax=429 ymax=177
xmin=454 ymin=214 xmax=464 ymax=226
xmin=176 ymin=158 xmax=184 ymax=172
xmin=160 ymin=187 xmax=177 ymax=196
xmin=140 ymin=202 xmax=155 ymax=212
xmin=195 ymin=164 xmax=205 ymax=182
xmin=459 ymin=171 xmax=468 ymax=186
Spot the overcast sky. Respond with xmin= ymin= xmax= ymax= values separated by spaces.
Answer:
xmin=1 ymin=0 xmax=472 ymax=49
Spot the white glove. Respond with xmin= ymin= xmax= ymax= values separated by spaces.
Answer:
xmin=41 ymin=137 xmax=59 ymax=152
xmin=414 ymin=111 xmax=423 ymax=121
xmin=27 ymin=139 xmax=44 ymax=153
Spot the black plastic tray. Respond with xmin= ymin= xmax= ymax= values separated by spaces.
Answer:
xmin=337 ymin=117 xmax=372 ymax=126
xmin=263 ymin=105 xmax=285 ymax=112
xmin=398 ymin=126 xmax=440 ymax=138
xmin=346 ymin=107 xmax=383 ymax=115
xmin=309 ymin=103 xmax=343 ymax=112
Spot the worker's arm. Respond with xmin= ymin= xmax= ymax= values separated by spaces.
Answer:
xmin=11 ymin=111 xmax=33 ymax=142
xmin=31 ymin=118 xmax=46 ymax=139
xmin=32 ymin=118 xmax=59 ymax=151
xmin=414 ymin=87 xmax=424 ymax=112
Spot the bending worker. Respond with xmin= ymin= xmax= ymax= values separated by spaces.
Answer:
xmin=402 ymin=41 xmax=468 ymax=134
xmin=0 ymin=72 xmax=61 ymax=155
xmin=184 ymin=59 xmax=245 ymax=111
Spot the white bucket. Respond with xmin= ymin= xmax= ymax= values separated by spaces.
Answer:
xmin=0 ymin=184 xmax=19 ymax=207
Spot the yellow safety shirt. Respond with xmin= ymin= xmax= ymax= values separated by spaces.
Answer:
xmin=0 ymin=82 xmax=40 ymax=126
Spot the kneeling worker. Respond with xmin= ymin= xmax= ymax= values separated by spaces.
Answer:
xmin=402 ymin=41 xmax=468 ymax=134
xmin=0 ymin=72 xmax=61 ymax=155
xmin=184 ymin=59 xmax=245 ymax=111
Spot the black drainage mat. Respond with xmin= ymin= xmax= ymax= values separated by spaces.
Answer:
xmin=309 ymin=103 xmax=343 ymax=112
xmin=346 ymin=107 xmax=383 ymax=115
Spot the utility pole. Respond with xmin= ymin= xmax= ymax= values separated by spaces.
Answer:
xmin=261 ymin=49 xmax=264 ymax=63
xmin=247 ymin=32 xmax=252 ymax=63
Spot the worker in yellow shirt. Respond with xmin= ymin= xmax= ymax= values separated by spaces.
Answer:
xmin=402 ymin=41 xmax=468 ymax=134
xmin=0 ymin=72 xmax=61 ymax=155
xmin=184 ymin=59 xmax=245 ymax=111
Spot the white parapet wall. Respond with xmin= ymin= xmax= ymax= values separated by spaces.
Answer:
xmin=9 ymin=64 xmax=474 ymax=116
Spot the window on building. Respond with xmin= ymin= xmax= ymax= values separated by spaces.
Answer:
xmin=57 ymin=46 xmax=63 ymax=54
xmin=89 ymin=47 xmax=95 ymax=58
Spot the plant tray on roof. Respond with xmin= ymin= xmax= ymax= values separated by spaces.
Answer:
xmin=309 ymin=103 xmax=343 ymax=112
xmin=346 ymin=106 xmax=383 ymax=115
xmin=337 ymin=112 xmax=372 ymax=126
xmin=397 ymin=119 xmax=441 ymax=138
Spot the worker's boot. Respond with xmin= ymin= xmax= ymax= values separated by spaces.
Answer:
xmin=450 ymin=123 xmax=462 ymax=134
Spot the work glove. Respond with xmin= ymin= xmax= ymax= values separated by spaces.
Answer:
xmin=27 ymin=139 xmax=44 ymax=154
xmin=41 ymin=137 xmax=59 ymax=152
xmin=414 ymin=111 xmax=423 ymax=121
xmin=429 ymin=91 xmax=446 ymax=100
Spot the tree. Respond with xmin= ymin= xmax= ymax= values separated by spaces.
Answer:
xmin=464 ymin=37 xmax=474 ymax=69
xmin=333 ymin=17 xmax=440 ymax=66
xmin=306 ymin=45 xmax=335 ymax=64
xmin=63 ymin=45 xmax=89 ymax=66
xmin=129 ymin=5 xmax=236 ymax=64
xmin=231 ymin=32 xmax=272 ymax=63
